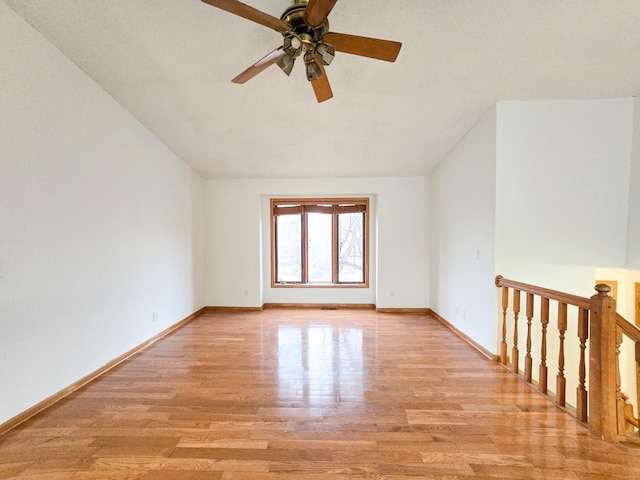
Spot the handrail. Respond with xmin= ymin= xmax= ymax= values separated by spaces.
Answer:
xmin=616 ymin=313 xmax=640 ymax=343
xmin=495 ymin=275 xmax=591 ymax=309
xmin=626 ymin=413 xmax=640 ymax=429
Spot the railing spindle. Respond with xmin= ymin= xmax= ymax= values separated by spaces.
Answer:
xmin=577 ymin=308 xmax=588 ymax=422
xmin=512 ymin=289 xmax=521 ymax=373
xmin=556 ymin=302 xmax=567 ymax=407
xmin=616 ymin=327 xmax=625 ymax=433
xmin=636 ymin=342 xmax=640 ymax=434
xmin=525 ymin=292 xmax=534 ymax=383
xmin=540 ymin=297 xmax=549 ymax=394
xmin=501 ymin=286 xmax=509 ymax=365
xmin=621 ymin=393 xmax=637 ymax=432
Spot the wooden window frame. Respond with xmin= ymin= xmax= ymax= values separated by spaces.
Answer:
xmin=271 ymin=197 xmax=369 ymax=288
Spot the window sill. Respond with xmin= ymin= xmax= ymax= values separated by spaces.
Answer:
xmin=272 ymin=282 xmax=369 ymax=289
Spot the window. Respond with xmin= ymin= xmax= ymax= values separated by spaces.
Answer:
xmin=271 ymin=198 xmax=369 ymax=287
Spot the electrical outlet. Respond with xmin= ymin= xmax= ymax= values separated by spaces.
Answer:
xmin=152 ymin=312 xmax=157 ymax=322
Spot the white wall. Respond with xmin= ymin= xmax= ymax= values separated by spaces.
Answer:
xmin=204 ymin=177 xmax=429 ymax=309
xmin=204 ymin=180 xmax=264 ymax=308
xmin=495 ymin=99 xmax=634 ymax=296
xmin=628 ymin=96 xmax=640 ymax=270
xmin=430 ymin=98 xmax=634 ymax=354
xmin=491 ymin=99 xmax=634 ymax=404
xmin=0 ymin=5 xmax=204 ymax=424
xmin=620 ymin=96 xmax=640 ymax=402
xmin=429 ymin=105 xmax=498 ymax=352
xmin=191 ymin=171 xmax=206 ymax=308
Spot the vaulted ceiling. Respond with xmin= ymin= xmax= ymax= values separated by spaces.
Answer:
xmin=5 ymin=0 xmax=640 ymax=179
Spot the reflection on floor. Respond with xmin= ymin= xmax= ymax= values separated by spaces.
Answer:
xmin=278 ymin=324 xmax=364 ymax=405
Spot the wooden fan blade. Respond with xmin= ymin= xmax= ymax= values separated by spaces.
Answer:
xmin=232 ymin=47 xmax=287 ymax=84
xmin=305 ymin=0 xmax=337 ymax=27
xmin=323 ymin=32 xmax=402 ymax=62
xmin=201 ymin=0 xmax=289 ymax=32
xmin=311 ymin=60 xmax=333 ymax=103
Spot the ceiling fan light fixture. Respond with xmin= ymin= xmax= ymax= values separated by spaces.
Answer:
xmin=314 ymin=42 xmax=335 ymax=66
xmin=304 ymin=54 xmax=323 ymax=81
xmin=283 ymin=33 xmax=303 ymax=57
xmin=277 ymin=54 xmax=296 ymax=76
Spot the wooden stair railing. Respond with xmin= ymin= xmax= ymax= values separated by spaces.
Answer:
xmin=495 ymin=275 xmax=640 ymax=443
xmin=613 ymin=311 xmax=640 ymax=441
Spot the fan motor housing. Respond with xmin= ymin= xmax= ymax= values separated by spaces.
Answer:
xmin=280 ymin=2 xmax=329 ymax=42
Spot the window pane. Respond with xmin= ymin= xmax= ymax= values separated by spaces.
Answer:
xmin=338 ymin=212 xmax=364 ymax=283
xmin=307 ymin=212 xmax=332 ymax=282
xmin=276 ymin=214 xmax=302 ymax=282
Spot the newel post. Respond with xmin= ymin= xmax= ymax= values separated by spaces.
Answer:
xmin=589 ymin=284 xmax=618 ymax=441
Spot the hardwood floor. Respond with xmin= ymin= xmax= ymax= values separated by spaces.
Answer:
xmin=1 ymin=309 xmax=639 ymax=479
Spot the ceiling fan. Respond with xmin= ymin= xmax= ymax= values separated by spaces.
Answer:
xmin=201 ymin=0 xmax=402 ymax=103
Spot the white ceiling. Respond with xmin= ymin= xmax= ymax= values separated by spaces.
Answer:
xmin=5 ymin=0 xmax=640 ymax=179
